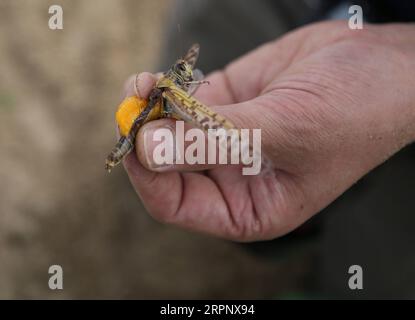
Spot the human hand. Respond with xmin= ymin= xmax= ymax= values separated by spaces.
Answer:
xmin=121 ymin=21 xmax=415 ymax=241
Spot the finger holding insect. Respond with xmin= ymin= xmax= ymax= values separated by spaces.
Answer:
xmin=135 ymin=118 xmax=248 ymax=172
xmin=123 ymin=72 xmax=158 ymax=99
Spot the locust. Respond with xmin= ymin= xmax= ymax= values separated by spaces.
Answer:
xmin=105 ymin=44 xmax=237 ymax=172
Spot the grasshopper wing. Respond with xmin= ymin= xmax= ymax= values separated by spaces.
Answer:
xmin=163 ymin=85 xmax=235 ymax=131
xmin=183 ymin=43 xmax=200 ymax=69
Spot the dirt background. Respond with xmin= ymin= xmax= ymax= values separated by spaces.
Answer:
xmin=0 ymin=0 xmax=308 ymax=298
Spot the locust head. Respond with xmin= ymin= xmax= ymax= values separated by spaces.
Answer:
xmin=174 ymin=59 xmax=194 ymax=83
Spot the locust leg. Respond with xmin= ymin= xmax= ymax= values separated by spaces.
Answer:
xmin=185 ymin=80 xmax=209 ymax=86
xmin=105 ymin=135 xmax=134 ymax=172
xmin=128 ymin=88 xmax=162 ymax=139
xmin=105 ymin=88 xmax=162 ymax=172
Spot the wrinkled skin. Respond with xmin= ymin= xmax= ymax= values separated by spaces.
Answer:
xmin=121 ymin=21 xmax=415 ymax=241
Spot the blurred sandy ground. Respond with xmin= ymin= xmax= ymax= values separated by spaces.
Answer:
xmin=0 ymin=0 xmax=307 ymax=298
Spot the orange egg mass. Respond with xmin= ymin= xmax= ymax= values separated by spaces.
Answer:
xmin=115 ymin=96 xmax=162 ymax=137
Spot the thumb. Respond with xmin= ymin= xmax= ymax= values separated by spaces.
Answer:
xmin=135 ymin=95 xmax=280 ymax=175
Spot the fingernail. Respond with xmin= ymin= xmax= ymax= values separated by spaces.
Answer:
xmin=143 ymin=124 xmax=176 ymax=171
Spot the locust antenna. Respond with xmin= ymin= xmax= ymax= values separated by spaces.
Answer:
xmin=177 ymin=23 xmax=184 ymax=59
